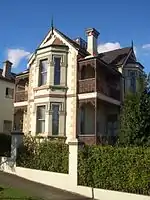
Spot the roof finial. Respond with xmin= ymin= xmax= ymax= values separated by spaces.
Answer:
xmin=51 ymin=16 xmax=54 ymax=34
xmin=131 ymin=40 xmax=134 ymax=48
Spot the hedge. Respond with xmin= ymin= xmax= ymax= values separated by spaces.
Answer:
xmin=0 ymin=133 xmax=11 ymax=157
xmin=16 ymin=136 xmax=69 ymax=173
xmin=78 ymin=145 xmax=150 ymax=195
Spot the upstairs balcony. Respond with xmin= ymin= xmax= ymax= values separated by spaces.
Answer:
xmin=78 ymin=78 xmax=120 ymax=101
xmin=78 ymin=78 xmax=95 ymax=93
xmin=15 ymin=90 xmax=28 ymax=103
xmin=14 ymin=70 xmax=29 ymax=107
xmin=78 ymin=59 xmax=121 ymax=103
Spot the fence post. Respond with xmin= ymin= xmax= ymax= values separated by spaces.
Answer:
xmin=68 ymin=139 xmax=78 ymax=186
xmin=11 ymin=131 xmax=24 ymax=162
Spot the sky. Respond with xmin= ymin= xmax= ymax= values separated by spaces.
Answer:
xmin=0 ymin=0 xmax=150 ymax=73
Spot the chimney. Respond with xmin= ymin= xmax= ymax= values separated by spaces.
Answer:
xmin=86 ymin=28 xmax=100 ymax=56
xmin=2 ymin=60 xmax=12 ymax=78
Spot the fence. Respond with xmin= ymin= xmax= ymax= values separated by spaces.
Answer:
xmin=0 ymin=132 xmax=149 ymax=200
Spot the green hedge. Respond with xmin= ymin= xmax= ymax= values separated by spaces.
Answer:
xmin=16 ymin=136 xmax=69 ymax=173
xmin=78 ymin=145 xmax=150 ymax=195
xmin=0 ymin=133 xmax=11 ymax=157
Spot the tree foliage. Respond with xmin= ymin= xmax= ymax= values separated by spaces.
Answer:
xmin=78 ymin=145 xmax=150 ymax=195
xmin=119 ymin=73 xmax=150 ymax=146
xmin=16 ymin=136 xmax=69 ymax=173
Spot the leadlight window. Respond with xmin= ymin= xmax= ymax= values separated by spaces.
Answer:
xmin=36 ymin=105 xmax=46 ymax=133
xmin=52 ymin=104 xmax=59 ymax=135
xmin=39 ymin=59 xmax=48 ymax=86
xmin=54 ymin=57 xmax=61 ymax=85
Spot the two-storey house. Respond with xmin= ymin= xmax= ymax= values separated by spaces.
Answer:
xmin=0 ymin=60 xmax=15 ymax=134
xmin=13 ymin=26 xmax=143 ymax=144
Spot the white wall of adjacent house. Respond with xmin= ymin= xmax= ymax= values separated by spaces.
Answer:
xmin=0 ymin=79 xmax=14 ymax=133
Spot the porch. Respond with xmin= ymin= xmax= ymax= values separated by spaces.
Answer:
xmin=77 ymin=98 xmax=119 ymax=145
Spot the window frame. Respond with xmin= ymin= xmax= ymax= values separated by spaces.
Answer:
xmin=5 ymin=87 xmax=14 ymax=99
xmin=53 ymin=56 xmax=61 ymax=85
xmin=38 ymin=59 xmax=48 ymax=86
xmin=107 ymin=114 xmax=118 ymax=136
xmin=3 ymin=120 xmax=12 ymax=133
xmin=80 ymin=106 xmax=85 ymax=134
xmin=52 ymin=104 xmax=60 ymax=136
xmin=36 ymin=105 xmax=46 ymax=134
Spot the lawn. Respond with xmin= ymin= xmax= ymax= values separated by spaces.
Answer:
xmin=0 ymin=185 xmax=42 ymax=200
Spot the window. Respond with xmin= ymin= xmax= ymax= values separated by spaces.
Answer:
xmin=54 ymin=57 xmax=61 ymax=85
xmin=36 ymin=106 xmax=46 ymax=133
xmin=128 ymin=70 xmax=137 ymax=77
xmin=52 ymin=104 xmax=59 ymax=135
xmin=107 ymin=115 xmax=118 ymax=136
xmin=80 ymin=107 xmax=85 ymax=134
xmin=3 ymin=120 xmax=12 ymax=133
xmin=5 ymin=87 xmax=14 ymax=99
xmin=39 ymin=59 xmax=48 ymax=86
xmin=130 ymin=76 xmax=136 ymax=92
xmin=128 ymin=70 xmax=136 ymax=92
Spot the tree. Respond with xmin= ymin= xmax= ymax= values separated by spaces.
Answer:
xmin=118 ymin=73 xmax=150 ymax=146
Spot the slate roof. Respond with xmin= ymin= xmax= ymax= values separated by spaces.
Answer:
xmin=98 ymin=47 xmax=132 ymax=66
xmin=16 ymin=69 xmax=29 ymax=77
xmin=0 ymin=68 xmax=16 ymax=83
xmin=55 ymin=28 xmax=134 ymax=66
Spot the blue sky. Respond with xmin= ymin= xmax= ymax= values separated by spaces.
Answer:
xmin=0 ymin=0 xmax=150 ymax=73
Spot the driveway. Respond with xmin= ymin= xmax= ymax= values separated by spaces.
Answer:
xmin=0 ymin=171 xmax=91 ymax=200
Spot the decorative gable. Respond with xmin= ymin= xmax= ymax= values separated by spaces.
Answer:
xmin=52 ymin=37 xmax=64 ymax=45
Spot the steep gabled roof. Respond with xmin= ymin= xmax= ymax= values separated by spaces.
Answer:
xmin=55 ymin=28 xmax=89 ymax=56
xmin=98 ymin=47 xmax=132 ymax=66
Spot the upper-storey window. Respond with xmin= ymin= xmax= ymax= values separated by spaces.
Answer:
xmin=128 ymin=70 xmax=136 ymax=92
xmin=128 ymin=70 xmax=137 ymax=77
xmin=39 ymin=59 xmax=48 ymax=86
xmin=5 ymin=87 xmax=14 ymax=99
xmin=54 ymin=57 xmax=61 ymax=85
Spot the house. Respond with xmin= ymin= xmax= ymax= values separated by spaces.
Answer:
xmin=13 ymin=26 xmax=143 ymax=144
xmin=0 ymin=60 xmax=15 ymax=134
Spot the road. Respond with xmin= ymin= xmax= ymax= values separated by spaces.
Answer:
xmin=0 ymin=171 xmax=91 ymax=200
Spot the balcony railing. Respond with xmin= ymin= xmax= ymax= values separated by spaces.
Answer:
xmin=78 ymin=78 xmax=95 ymax=93
xmin=15 ymin=90 xmax=28 ymax=102
xmin=78 ymin=78 xmax=120 ymax=101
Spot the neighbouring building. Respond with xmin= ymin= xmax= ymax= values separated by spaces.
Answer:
xmin=13 ymin=26 xmax=144 ymax=144
xmin=0 ymin=60 xmax=15 ymax=134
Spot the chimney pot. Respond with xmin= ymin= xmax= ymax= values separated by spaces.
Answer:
xmin=2 ymin=60 xmax=12 ymax=78
xmin=86 ymin=28 xmax=100 ymax=56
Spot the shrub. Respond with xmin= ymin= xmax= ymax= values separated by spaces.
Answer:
xmin=16 ymin=136 xmax=69 ymax=173
xmin=0 ymin=133 xmax=11 ymax=157
xmin=78 ymin=145 xmax=150 ymax=195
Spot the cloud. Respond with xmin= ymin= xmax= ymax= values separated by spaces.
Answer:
xmin=98 ymin=42 xmax=121 ymax=53
xmin=142 ymin=44 xmax=150 ymax=50
xmin=7 ymin=48 xmax=31 ymax=68
xmin=133 ymin=46 xmax=137 ymax=56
